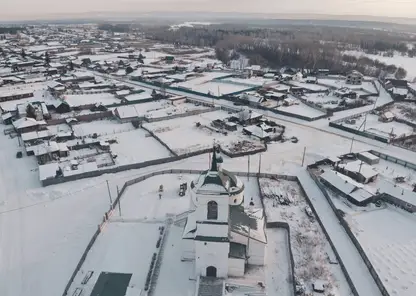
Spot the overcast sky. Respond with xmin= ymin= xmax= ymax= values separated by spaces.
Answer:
xmin=1 ymin=0 xmax=416 ymax=20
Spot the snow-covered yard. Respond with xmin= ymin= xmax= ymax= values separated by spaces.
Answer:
xmin=319 ymin=77 xmax=377 ymax=94
xmin=63 ymin=93 xmax=120 ymax=108
xmin=101 ymin=128 xmax=172 ymax=166
xmin=265 ymin=228 xmax=294 ymax=296
xmin=67 ymin=222 xmax=162 ymax=296
xmin=346 ymin=206 xmax=416 ymax=296
xmin=339 ymin=113 xmax=414 ymax=140
xmin=143 ymin=110 xmax=265 ymax=155
xmin=277 ymin=101 xmax=326 ymax=118
xmin=388 ymin=102 xmax=416 ymax=125
xmin=259 ymin=178 xmax=352 ymax=296
xmin=72 ymin=120 xmax=135 ymax=137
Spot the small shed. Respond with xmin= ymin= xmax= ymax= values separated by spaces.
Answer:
xmin=379 ymin=111 xmax=395 ymax=122
xmin=357 ymin=152 xmax=380 ymax=165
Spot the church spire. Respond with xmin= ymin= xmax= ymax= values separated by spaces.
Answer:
xmin=210 ymin=145 xmax=219 ymax=171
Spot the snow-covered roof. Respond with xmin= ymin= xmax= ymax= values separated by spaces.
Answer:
xmin=13 ymin=117 xmax=46 ymax=130
xmin=377 ymin=179 xmax=416 ymax=207
xmin=358 ymin=151 xmax=379 ymax=161
xmin=115 ymin=105 xmax=139 ymax=119
xmin=26 ymin=141 xmax=60 ymax=156
xmin=349 ymin=188 xmax=373 ymax=202
xmin=338 ymin=160 xmax=378 ymax=180
xmin=243 ymin=125 xmax=270 ymax=139
xmin=124 ymin=92 xmax=152 ymax=102
xmin=392 ymin=87 xmax=408 ymax=96
xmin=381 ymin=111 xmax=395 ymax=119
xmin=38 ymin=162 xmax=60 ymax=181
xmin=21 ymin=130 xmax=50 ymax=142
xmin=320 ymin=170 xmax=358 ymax=195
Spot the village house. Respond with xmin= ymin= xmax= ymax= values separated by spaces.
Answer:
xmin=337 ymin=160 xmax=378 ymax=184
xmin=0 ymin=88 xmax=34 ymax=102
xmin=345 ymin=70 xmax=363 ymax=85
xmin=113 ymin=105 xmax=140 ymax=123
xmin=12 ymin=117 xmax=47 ymax=134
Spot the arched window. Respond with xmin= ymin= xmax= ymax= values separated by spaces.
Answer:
xmin=206 ymin=266 xmax=217 ymax=277
xmin=207 ymin=201 xmax=218 ymax=220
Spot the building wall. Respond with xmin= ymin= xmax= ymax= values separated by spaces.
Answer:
xmin=194 ymin=193 xmax=229 ymax=223
xmin=195 ymin=240 xmax=229 ymax=278
xmin=228 ymin=257 xmax=245 ymax=277
xmin=182 ymin=238 xmax=195 ymax=260
xmin=248 ymin=239 xmax=266 ymax=266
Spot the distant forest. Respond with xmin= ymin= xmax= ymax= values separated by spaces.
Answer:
xmin=141 ymin=23 xmax=411 ymax=79
xmin=0 ymin=27 xmax=24 ymax=34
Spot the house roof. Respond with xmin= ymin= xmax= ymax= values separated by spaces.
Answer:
xmin=320 ymin=170 xmax=357 ymax=195
xmin=13 ymin=117 xmax=46 ymax=130
xmin=114 ymin=105 xmax=139 ymax=119
xmin=338 ymin=160 xmax=378 ymax=180
xmin=230 ymin=207 xmax=267 ymax=243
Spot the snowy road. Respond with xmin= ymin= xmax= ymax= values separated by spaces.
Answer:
xmin=297 ymin=170 xmax=383 ymax=296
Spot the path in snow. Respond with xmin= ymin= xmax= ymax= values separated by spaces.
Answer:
xmin=266 ymin=228 xmax=293 ymax=296
xmin=297 ymin=170 xmax=383 ymax=296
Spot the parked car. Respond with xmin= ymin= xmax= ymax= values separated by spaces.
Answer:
xmin=16 ymin=151 xmax=23 ymax=158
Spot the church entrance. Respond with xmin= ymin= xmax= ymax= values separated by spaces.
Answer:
xmin=206 ymin=266 xmax=217 ymax=277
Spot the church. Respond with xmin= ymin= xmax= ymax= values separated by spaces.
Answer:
xmin=182 ymin=145 xmax=267 ymax=278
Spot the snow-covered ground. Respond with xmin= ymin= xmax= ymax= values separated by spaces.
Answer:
xmin=289 ymin=80 xmax=329 ymax=92
xmin=260 ymin=178 xmax=352 ymax=295
xmin=387 ymin=102 xmax=416 ymax=125
xmin=319 ymin=77 xmax=377 ymax=94
xmin=277 ymin=101 xmax=326 ymax=118
xmin=265 ymin=228 xmax=293 ymax=296
xmin=339 ymin=113 xmax=414 ymax=139
xmin=67 ymin=222 xmax=162 ymax=296
xmin=346 ymin=206 xmax=416 ymax=296
xmin=63 ymin=93 xmax=120 ymax=108
xmin=143 ymin=110 xmax=264 ymax=155
xmin=72 ymin=120 xmax=135 ymax=137
xmin=101 ymin=128 xmax=172 ymax=166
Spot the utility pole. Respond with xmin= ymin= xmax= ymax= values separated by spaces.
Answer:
xmin=350 ymin=137 xmax=355 ymax=153
xmin=117 ymin=185 xmax=122 ymax=216
xmin=301 ymin=147 xmax=306 ymax=167
xmin=258 ymin=153 xmax=262 ymax=174
xmin=247 ymin=155 xmax=250 ymax=181
xmin=106 ymin=180 xmax=113 ymax=206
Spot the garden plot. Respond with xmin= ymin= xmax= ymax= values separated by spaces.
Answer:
xmin=101 ymin=129 xmax=171 ymax=166
xmin=341 ymin=113 xmax=415 ymax=140
xmin=388 ymin=102 xmax=416 ymax=125
xmin=277 ymin=101 xmax=326 ymax=118
xmin=319 ymin=78 xmax=377 ymax=93
xmin=63 ymin=93 xmax=120 ymax=108
xmin=143 ymin=111 xmax=265 ymax=155
xmin=67 ymin=222 xmax=162 ymax=296
xmin=259 ymin=178 xmax=352 ymax=296
xmin=265 ymin=228 xmax=293 ymax=296
xmin=346 ymin=206 xmax=416 ymax=296
xmin=72 ymin=120 xmax=135 ymax=137
xmin=124 ymin=100 xmax=210 ymax=120
xmin=303 ymin=92 xmax=342 ymax=109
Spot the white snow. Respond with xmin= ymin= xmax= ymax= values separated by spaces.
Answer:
xmin=63 ymin=93 xmax=120 ymax=107
xmin=72 ymin=120 xmax=134 ymax=137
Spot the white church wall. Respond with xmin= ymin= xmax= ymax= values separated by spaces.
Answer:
xmin=248 ymin=239 xmax=266 ymax=266
xmin=182 ymin=238 xmax=195 ymax=260
xmin=228 ymin=258 xmax=245 ymax=277
xmin=197 ymin=222 xmax=229 ymax=237
xmin=195 ymin=240 xmax=229 ymax=278
xmin=228 ymin=191 xmax=244 ymax=206
xmin=194 ymin=195 xmax=229 ymax=222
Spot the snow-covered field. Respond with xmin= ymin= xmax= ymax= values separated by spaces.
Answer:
xmin=68 ymin=222 xmax=162 ymax=296
xmin=340 ymin=113 xmax=414 ymax=139
xmin=72 ymin=120 xmax=135 ymax=137
xmin=346 ymin=206 xmax=416 ymax=296
xmin=111 ymin=100 xmax=210 ymax=120
xmin=277 ymin=101 xmax=326 ymax=118
xmin=142 ymin=110 xmax=264 ymax=155
xmin=259 ymin=178 xmax=352 ymax=295
xmin=319 ymin=78 xmax=377 ymax=94
xmin=101 ymin=128 xmax=172 ymax=165
xmin=63 ymin=93 xmax=120 ymax=107
xmin=265 ymin=228 xmax=294 ymax=296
